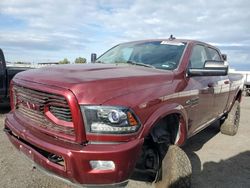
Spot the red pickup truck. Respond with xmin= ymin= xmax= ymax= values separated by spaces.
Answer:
xmin=4 ymin=38 xmax=242 ymax=187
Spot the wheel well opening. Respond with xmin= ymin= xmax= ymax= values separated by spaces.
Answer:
xmin=236 ymin=90 xmax=242 ymax=102
xmin=131 ymin=113 xmax=181 ymax=182
xmin=149 ymin=113 xmax=180 ymax=147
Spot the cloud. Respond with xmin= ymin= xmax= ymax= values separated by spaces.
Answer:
xmin=0 ymin=0 xmax=249 ymax=68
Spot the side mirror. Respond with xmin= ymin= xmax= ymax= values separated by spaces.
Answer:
xmin=91 ymin=53 xmax=97 ymax=63
xmin=188 ymin=60 xmax=228 ymax=77
xmin=222 ymin=54 xmax=227 ymax=61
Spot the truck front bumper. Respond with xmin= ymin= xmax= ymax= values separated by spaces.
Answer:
xmin=4 ymin=112 xmax=144 ymax=186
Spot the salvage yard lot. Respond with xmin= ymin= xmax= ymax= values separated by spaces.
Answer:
xmin=0 ymin=98 xmax=250 ymax=188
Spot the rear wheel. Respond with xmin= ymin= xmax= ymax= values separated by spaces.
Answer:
xmin=220 ymin=101 xmax=240 ymax=136
xmin=154 ymin=145 xmax=191 ymax=188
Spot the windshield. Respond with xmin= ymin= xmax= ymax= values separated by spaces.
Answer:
xmin=97 ymin=41 xmax=186 ymax=70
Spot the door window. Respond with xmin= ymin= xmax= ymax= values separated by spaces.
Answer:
xmin=207 ymin=47 xmax=221 ymax=61
xmin=190 ymin=45 xmax=208 ymax=68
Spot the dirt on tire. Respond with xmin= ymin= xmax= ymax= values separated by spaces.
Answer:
xmin=220 ymin=101 xmax=240 ymax=136
xmin=154 ymin=145 xmax=191 ymax=188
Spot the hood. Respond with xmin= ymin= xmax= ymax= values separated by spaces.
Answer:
xmin=14 ymin=64 xmax=173 ymax=104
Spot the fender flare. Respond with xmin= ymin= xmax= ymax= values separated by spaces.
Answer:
xmin=138 ymin=103 xmax=188 ymax=146
xmin=227 ymin=88 xmax=242 ymax=114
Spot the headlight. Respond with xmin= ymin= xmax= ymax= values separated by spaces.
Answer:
xmin=81 ymin=106 xmax=141 ymax=134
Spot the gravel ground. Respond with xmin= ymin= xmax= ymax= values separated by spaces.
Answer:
xmin=0 ymin=97 xmax=250 ymax=188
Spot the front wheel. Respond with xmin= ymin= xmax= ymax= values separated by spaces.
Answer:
xmin=154 ymin=145 xmax=191 ymax=188
xmin=220 ymin=101 xmax=240 ymax=136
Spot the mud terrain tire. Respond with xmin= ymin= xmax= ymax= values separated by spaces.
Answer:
xmin=220 ymin=101 xmax=240 ymax=136
xmin=155 ymin=145 xmax=191 ymax=188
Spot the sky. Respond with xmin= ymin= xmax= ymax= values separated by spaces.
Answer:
xmin=0 ymin=0 xmax=249 ymax=70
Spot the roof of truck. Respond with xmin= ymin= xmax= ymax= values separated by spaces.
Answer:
xmin=119 ymin=38 xmax=219 ymax=51
xmin=120 ymin=38 xmax=213 ymax=47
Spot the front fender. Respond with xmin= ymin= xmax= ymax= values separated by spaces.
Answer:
xmin=138 ymin=103 xmax=188 ymax=146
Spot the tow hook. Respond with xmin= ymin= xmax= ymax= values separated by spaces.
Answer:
xmin=48 ymin=154 xmax=64 ymax=164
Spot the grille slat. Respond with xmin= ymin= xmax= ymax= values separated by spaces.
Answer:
xmin=50 ymin=111 xmax=72 ymax=118
xmin=18 ymin=94 xmax=47 ymax=104
xmin=15 ymin=87 xmax=65 ymax=100
xmin=13 ymin=85 xmax=75 ymax=137
xmin=50 ymin=106 xmax=71 ymax=112
xmin=47 ymin=99 xmax=68 ymax=104
xmin=50 ymin=110 xmax=72 ymax=116
xmin=50 ymin=115 xmax=72 ymax=122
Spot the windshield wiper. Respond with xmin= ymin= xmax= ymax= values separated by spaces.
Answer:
xmin=127 ymin=60 xmax=155 ymax=68
xmin=95 ymin=60 xmax=104 ymax=64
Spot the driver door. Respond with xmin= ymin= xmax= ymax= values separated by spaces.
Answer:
xmin=187 ymin=44 xmax=216 ymax=134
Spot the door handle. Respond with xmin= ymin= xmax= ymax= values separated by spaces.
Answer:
xmin=224 ymin=80 xmax=230 ymax=84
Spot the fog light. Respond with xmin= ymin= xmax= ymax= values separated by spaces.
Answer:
xmin=89 ymin=160 xmax=115 ymax=170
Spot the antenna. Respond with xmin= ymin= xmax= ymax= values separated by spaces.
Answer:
xmin=169 ymin=34 xmax=176 ymax=40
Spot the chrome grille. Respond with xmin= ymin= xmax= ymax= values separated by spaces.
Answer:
xmin=13 ymin=85 xmax=74 ymax=136
xmin=49 ymin=106 xmax=72 ymax=122
xmin=17 ymin=105 xmax=74 ymax=135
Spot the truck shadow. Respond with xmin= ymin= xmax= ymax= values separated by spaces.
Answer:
xmin=182 ymin=122 xmax=250 ymax=188
xmin=190 ymin=151 xmax=250 ymax=188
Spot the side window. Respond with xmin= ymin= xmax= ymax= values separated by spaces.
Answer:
xmin=190 ymin=45 xmax=208 ymax=69
xmin=207 ymin=48 xmax=221 ymax=61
